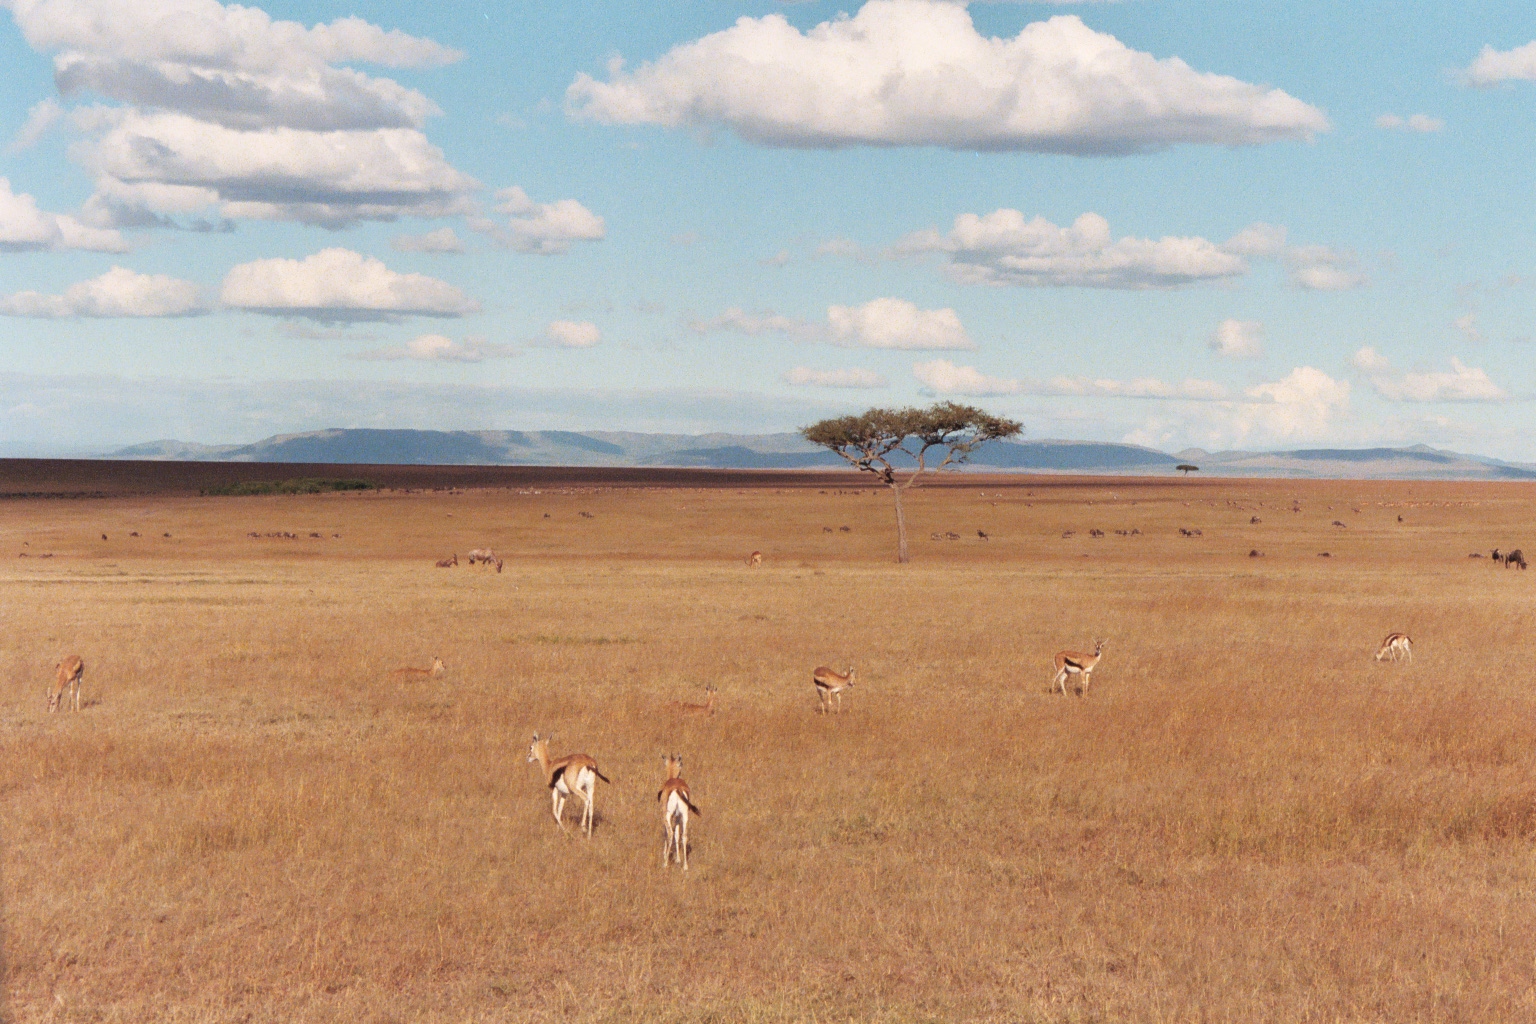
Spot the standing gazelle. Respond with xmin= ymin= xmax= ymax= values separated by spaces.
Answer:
xmin=1052 ymin=640 xmax=1106 ymax=696
xmin=812 ymin=665 xmax=856 ymax=713
xmin=527 ymin=734 xmax=611 ymax=838
xmin=1374 ymin=633 xmax=1413 ymax=662
xmin=48 ymin=655 xmax=84 ymax=713
xmin=658 ymin=754 xmax=703 ymax=870
xmin=746 ymin=550 xmax=763 ymax=568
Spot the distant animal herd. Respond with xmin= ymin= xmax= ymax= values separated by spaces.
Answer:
xmin=33 ymin=495 xmax=1520 ymax=870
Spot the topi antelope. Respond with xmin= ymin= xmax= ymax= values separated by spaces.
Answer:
xmin=1052 ymin=640 xmax=1106 ymax=696
xmin=48 ymin=655 xmax=84 ymax=713
xmin=746 ymin=550 xmax=763 ymax=568
xmin=669 ymin=685 xmax=718 ymax=715
xmin=1374 ymin=633 xmax=1413 ymax=663
xmin=467 ymin=548 xmax=497 ymax=565
xmin=392 ymin=657 xmax=446 ymax=678
xmin=812 ymin=665 xmax=855 ymax=713
xmin=658 ymin=754 xmax=702 ymax=870
xmin=527 ymin=734 xmax=611 ymax=838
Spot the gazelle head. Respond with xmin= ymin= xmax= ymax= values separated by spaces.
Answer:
xmin=46 ymin=689 xmax=60 ymax=713
xmin=528 ymin=733 xmax=549 ymax=765
xmin=663 ymin=753 xmax=683 ymax=778
xmin=430 ymin=656 xmax=446 ymax=675
xmin=1093 ymin=639 xmax=1107 ymax=656
xmin=847 ymin=666 xmax=856 ymax=687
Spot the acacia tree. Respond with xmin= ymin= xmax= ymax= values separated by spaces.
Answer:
xmin=803 ymin=402 xmax=1022 ymax=563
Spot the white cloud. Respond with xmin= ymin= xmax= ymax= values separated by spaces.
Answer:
xmin=470 ymin=186 xmax=605 ymax=255
xmin=8 ymin=98 xmax=62 ymax=152
xmin=1350 ymin=347 xmax=1505 ymax=403
xmin=1464 ymin=42 xmax=1536 ymax=86
xmin=391 ymin=227 xmax=464 ymax=253
xmin=568 ymin=3 xmax=1327 ymax=153
xmin=1210 ymin=318 xmax=1264 ymax=359
xmin=896 ymin=210 xmax=1246 ymax=289
xmin=784 ymin=366 xmax=888 ymax=388
xmin=0 ymin=266 xmax=204 ymax=317
xmin=1286 ymin=245 xmax=1367 ymax=291
xmin=913 ymin=358 xmax=1227 ymax=399
xmin=0 ymin=176 xmax=127 ymax=252
xmin=79 ymin=110 xmax=477 ymax=228
xmin=353 ymin=334 xmax=514 ymax=362
xmin=1376 ymin=113 xmax=1443 ymax=133
xmin=693 ymin=298 xmax=972 ymax=349
xmin=1221 ymin=222 xmax=1287 ymax=258
xmin=6 ymin=0 xmax=475 ymax=227
xmin=1122 ymin=367 xmax=1351 ymax=449
xmin=220 ymin=248 xmax=479 ymax=321
xmin=691 ymin=307 xmax=821 ymax=340
xmin=827 ymin=298 xmax=971 ymax=349
xmin=541 ymin=320 xmax=602 ymax=348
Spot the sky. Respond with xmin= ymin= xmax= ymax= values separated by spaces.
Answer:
xmin=2 ymin=0 xmax=1536 ymax=457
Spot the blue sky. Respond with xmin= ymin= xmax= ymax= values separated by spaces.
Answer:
xmin=2 ymin=0 xmax=1535 ymax=456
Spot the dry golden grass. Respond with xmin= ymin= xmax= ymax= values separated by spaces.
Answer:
xmin=6 ymin=475 xmax=1536 ymax=1022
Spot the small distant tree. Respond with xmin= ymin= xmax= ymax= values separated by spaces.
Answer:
xmin=1177 ymin=464 xmax=1200 ymax=476
xmin=803 ymin=402 xmax=1022 ymax=563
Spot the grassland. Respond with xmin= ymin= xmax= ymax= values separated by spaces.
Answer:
xmin=5 ymin=472 xmax=1536 ymax=1022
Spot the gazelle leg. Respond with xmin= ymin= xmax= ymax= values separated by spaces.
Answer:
xmin=681 ymin=816 xmax=689 ymax=870
xmin=552 ymin=790 xmax=568 ymax=831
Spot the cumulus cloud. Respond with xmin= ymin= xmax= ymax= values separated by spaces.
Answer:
xmin=567 ymin=3 xmax=1327 ymax=153
xmin=784 ymin=366 xmax=888 ymax=388
xmin=470 ymin=186 xmax=605 ymax=255
xmin=353 ymin=334 xmax=515 ymax=362
xmin=827 ymin=298 xmax=971 ymax=349
xmin=6 ymin=0 xmax=476 ymax=227
xmin=0 ymin=265 xmax=204 ymax=317
xmin=1210 ymin=318 xmax=1264 ymax=359
xmin=0 ymin=176 xmax=127 ymax=252
xmin=391 ymin=227 xmax=464 ymax=253
xmin=1351 ymin=347 xmax=1505 ymax=402
xmin=895 ymin=210 xmax=1246 ymax=289
xmin=1221 ymin=222 xmax=1287 ymax=258
xmin=540 ymin=320 xmax=602 ymax=348
xmin=1286 ymin=245 xmax=1367 ymax=291
xmin=1376 ymin=113 xmax=1443 ymax=133
xmin=1464 ymin=42 xmax=1536 ymax=86
xmin=8 ymin=98 xmax=62 ymax=152
xmin=913 ymin=358 xmax=1227 ymax=399
xmin=693 ymin=298 xmax=973 ymax=349
xmin=1123 ymin=367 xmax=1351 ymax=449
xmin=220 ymin=247 xmax=479 ymax=321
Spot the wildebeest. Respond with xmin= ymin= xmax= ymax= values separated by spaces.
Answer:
xmin=1492 ymin=548 xmax=1504 ymax=565
xmin=1508 ymin=549 xmax=1527 ymax=570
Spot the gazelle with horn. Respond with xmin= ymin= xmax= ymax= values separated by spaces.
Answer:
xmin=813 ymin=664 xmax=855 ymax=713
xmin=527 ymin=734 xmax=611 ymax=838
xmin=669 ymin=685 xmax=718 ymax=716
xmin=1374 ymin=633 xmax=1413 ymax=662
xmin=658 ymin=754 xmax=702 ymax=870
xmin=48 ymin=655 xmax=84 ymax=713
xmin=1052 ymin=640 xmax=1106 ymax=696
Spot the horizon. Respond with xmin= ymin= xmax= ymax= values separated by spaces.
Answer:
xmin=4 ymin=3 xmax=1536 ymax=457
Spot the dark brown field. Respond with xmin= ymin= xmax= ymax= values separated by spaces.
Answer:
xmin=5 ymin=462 xmax=1536 ymax=1022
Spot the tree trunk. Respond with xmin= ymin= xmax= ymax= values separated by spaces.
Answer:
xmin=890 ymin=482 xmax=909 ymax=563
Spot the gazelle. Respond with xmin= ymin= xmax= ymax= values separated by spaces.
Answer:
xmin=812 ymin=665 xmax=855 ymax=713
xmin=1374 ymin=633 xmax=1413 ymax=662
xmin=392 ymin=657 xmax=446 ymax=678
xmin=1052 ymin=639 xmax=1106 ymax=696
xmin=746 ymin=550 xmax=763 ymax=568
xmin=435 ymin=554 xmax=458 ymax=568
xmin=527 ymin=734 xmax=611 ymax=838
xmin=669 ymin=685 xmax=718 ymax=715
xmin=658 ymin=754 xmax=702 ymax=870
xmin=48 ymin=655 xmax=84 ymax=713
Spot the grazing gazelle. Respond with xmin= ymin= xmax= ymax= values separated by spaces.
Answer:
xmin=392 ymin=657 xmax=446 ymax=678
xmin=1374 ymin=633 xmax=1413 ymax=663
xmin=527 ymin=734 xmax=611 ymax=838
xmin=1052 ymin=640 xmax=1106 ymax=696
xmin=48 ymin=655 xmax=84 ymax=713
xmin=669 ymin=685 xmax=718 ymax=716
xmin=746 ymin=550 xmax=763 ymax=568
xmin=658 ymin=754 xmax=703 ymax=870
xmin=812 ymin=665 xmax=856 ymax=713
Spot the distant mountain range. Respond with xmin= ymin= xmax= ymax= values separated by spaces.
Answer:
xmin=104 ymin=429 xmax=1536 ymax=480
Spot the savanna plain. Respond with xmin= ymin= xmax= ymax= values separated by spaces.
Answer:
xmin=6 ymin=469 xmax=1536 ymax=1024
